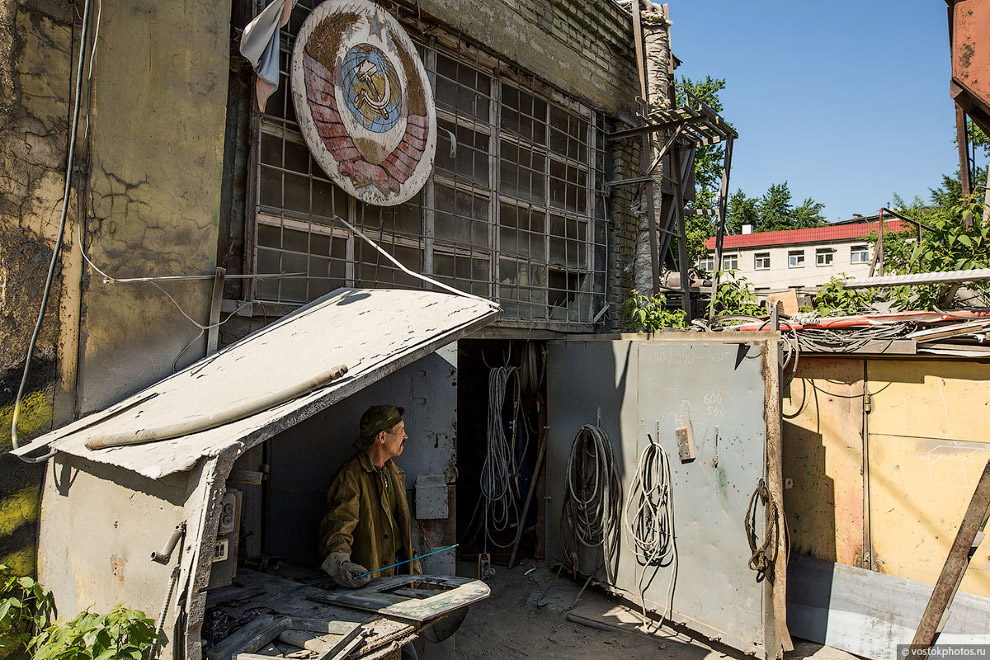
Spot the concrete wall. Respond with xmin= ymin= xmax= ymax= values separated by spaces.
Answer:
xmin=409 ymin=0 xmax=639 ymax=117
xmin=1 ymin=0 xmax=232 ymax=584
xmin=75 ymin=0 xmax=232 ymax=413
xmin=0 ymin=0 xmax=75 ymax=579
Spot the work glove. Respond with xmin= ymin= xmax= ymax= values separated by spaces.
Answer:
xmin=320 ymin=552 xmax=372 ymax=589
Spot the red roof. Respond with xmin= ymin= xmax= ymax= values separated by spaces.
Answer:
xmin=704 ymin=220 xmax=911 ymax=250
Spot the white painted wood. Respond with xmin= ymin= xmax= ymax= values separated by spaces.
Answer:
xmin=15 ymin=289 xmax=498 ymax=478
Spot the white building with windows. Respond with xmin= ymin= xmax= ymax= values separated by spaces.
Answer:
xmin=700 ymin=217 xmax=910 ymax=290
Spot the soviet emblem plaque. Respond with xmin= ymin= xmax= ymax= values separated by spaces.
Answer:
xmin=291 ymin=0 xmax=437 ymax=206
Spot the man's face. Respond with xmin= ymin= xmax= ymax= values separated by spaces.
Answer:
xmin=381 ymin=420 xmax=407 ymax=459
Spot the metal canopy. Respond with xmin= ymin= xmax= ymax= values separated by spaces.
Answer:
xmin=14 ymin=288 xmax=499 ymax=478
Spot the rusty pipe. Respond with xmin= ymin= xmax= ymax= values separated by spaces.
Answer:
xmin=151 ymin=522 xmax=186 ymax=564
xmin=85 ymin=364 xmax=348 ymax=450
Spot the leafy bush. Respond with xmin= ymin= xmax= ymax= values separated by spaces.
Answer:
xmin=31 ymin=605 xmax=158 ymax=660
xmin=1 ymin=566 xmax=158 ymax=660
xmin=709 ymin=271 xmax=763 ymax=317
xmin=812 ymin=276 xmax=878 ymax=317
xmin=880 ymin=185 xmax=990 ymax=310
xmin=0 ymin=564 xmax=54 ymax=655
xmin=623 ymin=290 xmax=687 ymax=331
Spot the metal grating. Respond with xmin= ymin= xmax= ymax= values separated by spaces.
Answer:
xmin=249 ymin=0 xmax=607 ymax=327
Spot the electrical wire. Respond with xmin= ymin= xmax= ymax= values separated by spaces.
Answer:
xmin=745 ymin=478 xmax=779 ymax=583
xmin=11 ymin=0 xmax=92 ymax=459
xmin=565 ymin=425 xmax=622 ymax=584
xmin=480 ymin=365 xmax=525 ymax=549
xmin=622 ymin=435 xmax=676 ymax=628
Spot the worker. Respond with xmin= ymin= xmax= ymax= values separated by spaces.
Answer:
xmin=319 ymin=404 xmax=421 ymax=588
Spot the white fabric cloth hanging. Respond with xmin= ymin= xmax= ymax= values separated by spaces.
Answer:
xmin=240 ymin=0 xmax=297 ymax=112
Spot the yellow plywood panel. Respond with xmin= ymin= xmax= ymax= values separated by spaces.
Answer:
xmin=868 ymin=360 xmax=990 ymax=444
xmin=782 ymin=357 xmax=865 ymax=566
xmin=868 ymin=433 xmax=990 ymax=598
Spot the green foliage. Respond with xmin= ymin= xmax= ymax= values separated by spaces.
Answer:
xmin=623 ymin=290 xmax=688 ymax=331
xmin=709 ymin=271 xmax=763 ymax=317
xmin=811 ymin=276 xmax=878 ymax=317
xmin=0 ymin=564 xmax=55 ymax=654
xmin=31 ymin=605 xmax=157 ymax=660
xmin=726 ymin=188 xmax=758 ymax=234
xmin=884 ymin=173 xmax=990 ymax=310
xmin=723 ymin=183 xmax=825 ymax=237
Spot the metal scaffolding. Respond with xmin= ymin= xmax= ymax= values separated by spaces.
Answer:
xmin=606 ymin=0 xmax=737 ymax=321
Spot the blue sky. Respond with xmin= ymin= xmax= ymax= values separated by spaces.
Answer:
xmin=667 ymin=0 xmax=961 ymax=222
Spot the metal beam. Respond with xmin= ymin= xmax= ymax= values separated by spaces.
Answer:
xmin=844 ymin=267 xmax=990 ymax=288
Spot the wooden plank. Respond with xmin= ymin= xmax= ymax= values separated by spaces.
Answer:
xmin=787 ymin=555 xmax=990 ymax=660
xmin=801 ymin=339 xmax=917 ymax=355
xmin=912 ymin=461 xmax=990 ymax=651
xmin=206 ymin=266 xmax=226 ymax=355
xmin=309 ymin=577 xmax=490 ymax=623
xmin=907 ymin=319 xmax=990 ymax=342
xmin=207 ymin=615 xmax=292 ymax=660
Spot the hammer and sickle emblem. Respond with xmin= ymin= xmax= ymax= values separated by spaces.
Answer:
xmin=354 ymin=58 xmax=391 ymax=119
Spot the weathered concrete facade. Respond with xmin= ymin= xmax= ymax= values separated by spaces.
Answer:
xmin=1 ymin=0 xmax=660 ymax=595
xmin=0 ymin=0 xmax=74 ymax=577
xmin=1 ymin=0 xmax=232 ymax=575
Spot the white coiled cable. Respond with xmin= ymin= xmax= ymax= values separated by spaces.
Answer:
xmin=623 ymin=436 xmax=677 ymax=627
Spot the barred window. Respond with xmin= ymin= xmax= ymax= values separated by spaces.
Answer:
xmin=248 ymin=1 xmax=606 ymax=327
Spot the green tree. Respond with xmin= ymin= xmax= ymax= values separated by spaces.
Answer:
xmin=757 ymin=182 xmax=795 ymax=232
xmin=882 ymin=170 xmax=990 ymax=309
xmin=793 ymin=197 xmax=826 ymax=228
xmin=726 ymin=188 xmax=758 ymax=234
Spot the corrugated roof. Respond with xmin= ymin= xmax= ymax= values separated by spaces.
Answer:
xmin=705 ymin=220 xmax=911 ymax=250
xmin=12 ymin=288 xmax=500 ymax=478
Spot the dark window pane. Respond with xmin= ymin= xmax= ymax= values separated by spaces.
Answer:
xmin=260 ymin=166 xmax=282 ymax=208
xmin=436 ymin=120 xmax=490 ymax=186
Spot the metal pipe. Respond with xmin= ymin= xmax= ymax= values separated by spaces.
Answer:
xmin=151 ymin=522 xmax=187 ymax=564
xmin=85 ymin=364 xmax=348 ymax=449
xmin=843 ymin=267 xmax=990 ymax=289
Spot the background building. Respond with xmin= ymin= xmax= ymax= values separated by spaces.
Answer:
xmin=701 ymin=216 xmax=910 ymax=291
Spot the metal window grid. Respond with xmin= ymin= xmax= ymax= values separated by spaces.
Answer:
xmin=249 ymin=0 xmax=607 ymax=326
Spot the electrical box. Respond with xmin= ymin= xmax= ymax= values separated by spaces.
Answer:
xmin=208 ymin=488 xmax=241 ymax=590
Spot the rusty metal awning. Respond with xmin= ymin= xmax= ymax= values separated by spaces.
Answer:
xmin=13 ymin=288 xmax=499 ymax=478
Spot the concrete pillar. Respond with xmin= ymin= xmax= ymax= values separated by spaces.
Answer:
xmin=631 ymin=4 xmax=673 ymax=295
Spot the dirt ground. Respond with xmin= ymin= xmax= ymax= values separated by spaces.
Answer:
xmin=453 ymin=562 xmax=855 ymax=660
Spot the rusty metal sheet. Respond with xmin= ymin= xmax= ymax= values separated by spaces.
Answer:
xmin=951 ymin=0 xmax=990 ymax=136
xmin=781 ymin=357 xmax=866 ymax=567
xmin=14 ymin=289 xmax=499 ymax=478
xmin=867 ymin=359 xmax=990 ymax=444
xmin=867 ymin=433 xmax=990 ymax=599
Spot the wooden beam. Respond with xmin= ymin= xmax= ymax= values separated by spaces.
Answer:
xmin=911 ymin=460 xmax=990 ymax=654
xmin=207 ymin=266 xmax=227 ymax=355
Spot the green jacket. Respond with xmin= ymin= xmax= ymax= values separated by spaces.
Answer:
xmin=319 ymin=452 xmax=418 ymax=576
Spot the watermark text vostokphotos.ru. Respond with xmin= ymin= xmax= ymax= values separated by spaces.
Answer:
xmin=898 ymin=645 xmax=990 ymax=658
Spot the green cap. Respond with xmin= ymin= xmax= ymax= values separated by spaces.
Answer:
xmin=355 ymin=405 xmax=404 ymax=450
